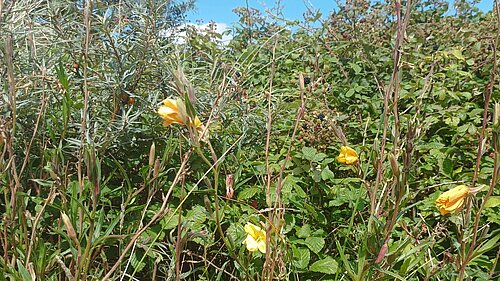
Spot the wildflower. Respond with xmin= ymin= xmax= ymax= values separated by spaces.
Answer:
xmin=435 ymin=185 xmax=469 ymax=215
xmin=158 ymin=98 xmax=208 ymax=141
xmin=243 ymin=222 xmax=266 ymax=254
xmin=337 ymin=146 xmax=359 ymax=165
xmin=158 ymin=98 xmax=201 ymax=128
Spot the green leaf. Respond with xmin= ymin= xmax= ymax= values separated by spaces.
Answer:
xmin=237 ymin=187 xmax=261 ymax=200
xmin=377 ymin=269 xmax=406 ymax=280
xmin=304 ymin=236 xmax=325 ymax=254
xmin=349 ymin=62 xmax=361 ymax=74
xmin=450 ymin=48 xmax=465 ymax=60
xmin=16 ymin=260 xmax=33 ymax=281
xmin=312 ymin=170 xmax=322 ymax=183
xmin=441 ymin=158 xmax=453 ymax=177
xmin=484 ymin=196 xmax=500 ymax=208
xmin=346 ymin=88 xmax=355 ymax=97
xmin=226 ymin=223 xmax=244 ymax=245
xmin=296 ymin=224 xmax=311 ymax=238
xmin=293 ymin=184 xmax=307 ymax=198
xmin=55 ymin=61 xmax=69 ymax=91
xmin=310 ymin=256 xmax=338 ymax=274
xmin=472 ymin=231 xmax=500 ymax=260
xmin=183 ymin=93 xmax=197 ymax=119
xmin=321 ymin=166 xmax=335 ymax=181
xmin=302 ymin=147 xmax=318 ymax=161
xmin=313 ymin=153 xmax=327 ymax=163
xmin=130 ymin=251 xmax=146 ymax=273
xmin=185 ymin=205 xmax=207 ymax=224
xmin=292 ymin=247 xmax=311 ymax=269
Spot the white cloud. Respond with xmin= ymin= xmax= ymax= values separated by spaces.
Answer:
xmin=160 ymin=22 xmax=233 ymax=45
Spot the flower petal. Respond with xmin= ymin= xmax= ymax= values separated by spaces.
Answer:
xmin=440 ymin=198 xmax=465 ymax=215
xmin=435 ymin=185 xmax=469 ymax=215
xmin=345 ymin=155 xmax=358 ymax=164
xmin=162 ymin=99 xmax=178 ymax=108
xmin=244 ymin=235 xmax=259 ymax=252
xmin=337 ymin=155 xmax=346 ymax=164
xmin=244 ymin=223 xmax=262 ymax=239
xmin=257 ymin=239 xmax=266 ymax=254
xmin=337 ymin=146 xmax=358 ymax=165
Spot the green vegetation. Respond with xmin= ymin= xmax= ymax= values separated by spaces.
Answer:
xmin=1 ymin=0 xmax=499 ymax=280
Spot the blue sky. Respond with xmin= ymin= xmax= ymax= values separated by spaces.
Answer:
xmin=187 ymin=0 xmax=493 ymax=25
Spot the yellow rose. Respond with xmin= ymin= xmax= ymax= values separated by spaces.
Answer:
xmin=158 ymin=98 xmax=202 ymax=128
xmin=337 ymin=146 xmax=359 ymax=165
xmin=243 ymin=222 xmax=266 ymax=254
xmin=435 ymin=185 xmax=469 ymax=215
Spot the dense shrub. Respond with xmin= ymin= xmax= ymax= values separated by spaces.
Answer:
xmin=0 ymin=0 xmax=499 ymax=280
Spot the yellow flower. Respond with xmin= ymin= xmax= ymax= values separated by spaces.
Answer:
xmin=435 ymin=185 xmax=469 ymax=215
xmin=337 ymin=146 xmax=359 ymax=165
xmin=243 ymin=222 xmax=266 ymax=254
xmin=158 ymin=98 xmax=201 ymax=128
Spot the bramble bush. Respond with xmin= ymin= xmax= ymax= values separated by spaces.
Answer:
xmin=0 ymin=0 xmax=499 ymax=280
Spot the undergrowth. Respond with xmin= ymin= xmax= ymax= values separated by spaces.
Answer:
xmin=0 ymin=0 xmax=499 ymax=280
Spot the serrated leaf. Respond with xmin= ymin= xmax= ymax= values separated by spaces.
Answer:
xmin=310 ymin=256 xmax=338 ymax=274
xmin=237 ymin=187 xmax=260 ymax=200
xmin=186 ymin=205 xmax=207 ymax=223
xmin=131 ymin=251 xmax=146 ymax=272
xmin=292 ymin=247 xmax=310 ymax=269
xmin=297 ymin=224 xmax=311 ymax=238
xmin=226 ymin=223 xmax=244 ymax=245
xmin=304 ymin=236 xmax=325 ymax=254
xmin=302 ymin=147 xmax=318 ymax=161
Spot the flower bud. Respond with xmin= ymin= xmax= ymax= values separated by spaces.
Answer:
xmin=389 ymin=153 xmax=400 ymax=178
xmin=435 ymin=185 xmax=469 ymax=215
xmin=494 ymin=102 xmax=500 ymax=126
xmin=61 ymin=212 xmax=77 ymax=241
xmin=225 ymin=174 xmax=234 ymax=199
xmin=149 ymin=142 xmax=156 ymax=167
